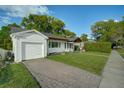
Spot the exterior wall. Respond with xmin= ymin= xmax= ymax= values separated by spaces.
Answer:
xmin=21 ymin=34 xmax=47 ymax=60
xmin=11 ymin=31 xmax=80 ymax=62
xmin=80 ymin=42 xmax=84 ymax=48
xmin=48 ymin=40 xmax=66 ymax=54
xmin=12 ymin=33 xmax=47 ymax=62
xmin=74 ymin=42 xmax=81 ymax=46
xmin=48 ymin=40 xmax=74 ymax=54
xmin=65 ymin=42 xmax=74 ymax=52
xmin=12 ymin=37 xmax=21 ymax=62
xmin=74 ymin=42 xmax=84 ymax=47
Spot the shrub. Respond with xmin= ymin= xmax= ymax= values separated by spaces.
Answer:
xmin=74 ymin=45 xmax=80 ymax=51
xmin=5 ymin=51 xmax=14 ymax=62
xmin=84 ymin=42 xmax=111 ymax=53
xmin=0 ymin=59 xmax=5 ymax=69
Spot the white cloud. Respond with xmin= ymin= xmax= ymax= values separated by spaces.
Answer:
xmin=0 ymin=5 xmax=49 ymax=18
xmin=0 ymin=16 xmax=11 ymax=25
xmin=103 ymin=19 xmax=119 ymax=22
xmin=114 ymin=20 xmax=119 ymax=22
xmin=103 ymin=20 xmax=108 ymax=22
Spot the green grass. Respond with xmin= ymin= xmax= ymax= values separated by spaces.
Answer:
xmin=48 ymin=52 xmax=109 ymax=75
xmin=116 ymin=49 xmax=124 ymax=58
xmin=0 ymin=63 xmax=39 ymax=88
xmin=121 ymin=54 xmax=124 ymax=58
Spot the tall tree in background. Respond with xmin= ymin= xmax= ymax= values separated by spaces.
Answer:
xmin=0 ymin=23 xmax=20 ymax=49
xmin=80 ymin=33 xmax=88 ymax=42
xmin=63 ymin=29 xmax=76 ymax=38
xmin=21 ymin=14 xmax=66 ymax=35
xmin=0 ymin=14 xmax=76 ymax=49
xmin=21 ymin=14 xmax=76 ymax=37
xmin=51 ymin=18 xmax=65 ymax=35
xmin=91 ymin=19 xmax=122 ymax=43
xmin=116 ymin=17 xmax=124 ymax=46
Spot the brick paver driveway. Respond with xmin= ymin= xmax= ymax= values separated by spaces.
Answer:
xmin=23 ymin=59 xmax=101 ymax=88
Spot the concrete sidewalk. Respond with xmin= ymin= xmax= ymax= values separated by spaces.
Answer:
xmin=99 ymin=50 xmax=124 ymax=88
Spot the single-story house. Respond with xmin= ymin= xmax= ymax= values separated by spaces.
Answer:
xmin=10 ymin=29 xmax=83 ymax=62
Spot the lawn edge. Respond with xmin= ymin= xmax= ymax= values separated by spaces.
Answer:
xmin=21 ymin=62 xmax=41 ymax=88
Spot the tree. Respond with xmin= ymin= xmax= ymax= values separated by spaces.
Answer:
xmin=116 ymin=18 xmax=124 ymax=46
xmin=21 ymin=14 xmax=76 ymax=37
xmin=0 ymin=14 xmax=76 ymax=50
xmin=80 ymin=33 xmax=88 ymax=41
xmin=51 ymin=19 xmax=65 ymax=35
xmin=63 ymin=29 xmax=76 ymax=38
xmin=0 ymin=23 xmax=20 ymax=50
xmin=21 ymin=14 xmax=64 ymax=34
xmin=91 ymin=19 xmax=121 ymax=42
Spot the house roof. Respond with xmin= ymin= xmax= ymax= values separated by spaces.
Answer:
xmin=42 ymin=32 xmax=68 ymax=41
xmin=10 ymin=28 xmax=81 ymax=42
xmin=68 ymin=37 xmax=82 ymax=42
xmin=10 ymin=29 xmax=48 ymax=39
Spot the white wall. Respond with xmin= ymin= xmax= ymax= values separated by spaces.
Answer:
xmin=12 ymin=33 xmax=47 ymax=62
xmin=48 ymin=40 xmax=74 ymax=54
xmin=48 ymin=40 xmax=66 ymax=54
xmin=74 ymin=42 xmax=84 ymax=48
xmin=65 ymin=42 xmax=74 ymax=52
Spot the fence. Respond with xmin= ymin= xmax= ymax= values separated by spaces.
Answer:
xmin=0 ymin=48 xmax=12 ymax=60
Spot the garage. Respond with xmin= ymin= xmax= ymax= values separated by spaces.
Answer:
xmin=22 ymin=42 xmax=44 ymax=60
xmin=10 ymin=30 xmax=48 ymax=62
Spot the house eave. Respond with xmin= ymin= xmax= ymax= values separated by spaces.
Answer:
xmin=48 ymin=37 xmax=68 ymax=41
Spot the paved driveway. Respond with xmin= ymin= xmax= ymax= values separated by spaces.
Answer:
xmin=23 ymin=58 xmax=101 ymax=88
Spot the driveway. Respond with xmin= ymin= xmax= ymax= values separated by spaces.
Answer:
xmin=23 ymin=58 xmax=101 ymax=88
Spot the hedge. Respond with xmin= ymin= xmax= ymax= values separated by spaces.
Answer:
xmin=84 ymin=42 xmax=111 ymax=53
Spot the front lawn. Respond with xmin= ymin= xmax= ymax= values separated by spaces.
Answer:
xmin=48 ymin=52 xmax=109 ymax=75
xmin=116 ymin=49 xmax=124 ymax=58
xmin=0 ymin=63 xmax=39 ymax=88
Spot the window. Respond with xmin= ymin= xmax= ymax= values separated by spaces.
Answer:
xmin=70 ymin=43 xmax=73 ymax=48
xmin=49 ymin=42 xmax=61 ymax=48
xmin=67 ymin=43 xmax=73 ymax=49
xmin=58 ymin=42 xmax=61 ymax=48
xmin=49 ymin=42 xmax=51 ymax=48
xmin=65 ymin=43 xmax=66 ymax=49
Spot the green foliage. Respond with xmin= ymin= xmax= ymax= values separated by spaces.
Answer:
xmin=91 ymin=17 xmax=124 ymax=46
xmin=63 ymin=29 xmax=76 ymax=38
xmin=91 ymin=19 xmax=120 ymax=42
xmin=85 ymin=42 xmax=111 ymax=53
xmin=0 ymin=15 xmax=76 ymax=50
xmin=74 ymin=45 xmax=80 ymax=51
xmin=0 ymin=26 xmax=11 ymax=50
xmin=0 ymin=63 xmax=39 ymax=88
xmin=21 ymin=14 xmax=76 ymax=37
xmin=116 ymin=48 xmax=124 ymax=58
xmin=0 ymin=23 xmax=20 ymax=50
xmin=0 ymin=59 xmax=4 ymax=69
xmin=80 ymin=33 xmax=88 ymax=41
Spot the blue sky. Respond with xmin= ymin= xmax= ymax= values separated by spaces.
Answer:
xmin=0 ymin=5 xmax=124 ymax=37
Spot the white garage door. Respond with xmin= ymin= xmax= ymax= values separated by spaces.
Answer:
xmin=22 ymin=42 xmax=44 ymax=60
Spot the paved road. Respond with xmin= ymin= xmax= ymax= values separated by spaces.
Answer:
xmin=23 ymin=58 xmax=101 ymax=88
xmin=99 ymin=50 xmax=124 ymax=88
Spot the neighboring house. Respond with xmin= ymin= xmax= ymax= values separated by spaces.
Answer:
xmin=10 ymin=29 xmax=82 ymax=62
